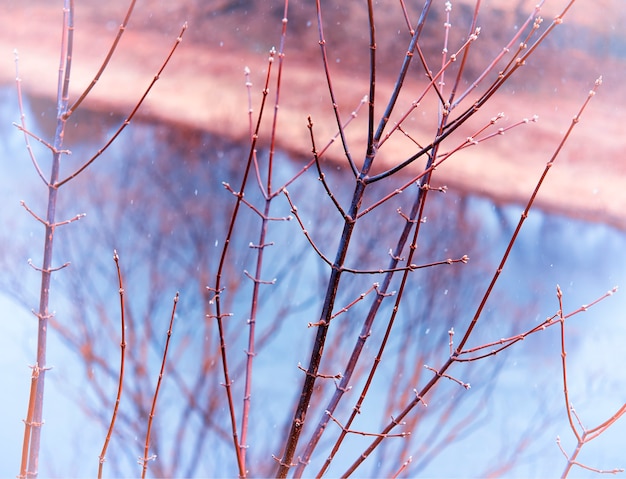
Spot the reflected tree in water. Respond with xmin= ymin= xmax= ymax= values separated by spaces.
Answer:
xmin=35 ymin=119 xmax=524 ymax=476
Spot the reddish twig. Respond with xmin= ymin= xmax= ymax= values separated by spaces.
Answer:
xmin=391 ymin=456 xmax=413 ymax=479
xmin=327 ymin=283 xmax=382 ymax=322
xmin=340 ymin=255 xmax=469 ymax=275
xmin=455 ymin=286 xmax=617 ymax=362
xmin=13 ymin=50 xmax=48 ymax=186
xmin=222 ymin=182 xmax=292 ymax=221
xmin=423 ymin=364 xmax=470 ymax=390
xmin=140 ymin=292 xmax=179 ymax=479
xmin=452 ymin=1 xmax=545 ymax=107
xmin=377 ymin=28 xmax=481 ymax=150
xmin=326 ymin=410 xmax=408 ymax=439
xmin=98 ymin=250 xmax=127 ymax=479
xmin=359 ymin=111 xmax=527 ymax=219
xmin=278 ymin=94 xmax=368 ymax=195
xmin=555 ymin=286 xmax=625 ymax=478
xmin=312 ymin=0 xmax=358 ymax=176
xmin=309 ymin=117 xmax=348 ymax=220
xmin=20 ymin=200 xmax=85 ymax=228
xmin=56 ymin=22 xmax=188 ymax=188
xmin=210 ymin=32 xmax=280 ymax=479
xmin=454 ymin=77 xmax=603 ymax=358
xmin=282 ymin=189 xmax=334 ymax=267
xmin=65 ymin=0 xmax=137 ymax=118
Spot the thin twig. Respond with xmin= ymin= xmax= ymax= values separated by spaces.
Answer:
xmin=211 ymin=23 xmax=280 ymax=479
xmin=277 ymin=95 xmax=367 ymax=196
xmin=454 ymin=286 xmax=616 ymax=362
xmin=65 ymin=0 xmax=137 ymax=118
xmin=282 ymin=189 xmax=334 ymax=267
xmin=340 ymin=255 xmax=469 ymax=275
xmin=140 ymin=292 xmax=179 ymax=479
xmin=56 ymin=22 xmax=188 ymax=187
xmin=98 ymin=250 xmax=127 ymax=478
xmin=13 ymin=50 xmax=48 ymax=186
xmin=453 ymin=77 xmax=603 ymax=358
xmin=313 ymin=0 xmax=358 ymax=176
xmin=556 ymin=286 xmax=626 ymax=478
xmin=309 ymin=116 xmax=348 ymax=219
xmin=222 ymin=182 xmax=292 ymax=221
xmin=326 ymin=410 xmax=408 ymax=438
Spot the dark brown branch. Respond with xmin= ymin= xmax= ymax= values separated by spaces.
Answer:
xmin=282 ymin=189 xmax=334 ymax=268
xmin=309 ymin=116 xmax=348 ymax=220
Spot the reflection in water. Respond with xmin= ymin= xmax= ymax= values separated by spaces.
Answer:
xmin=1 ymin=87 xmax=625 ymax=477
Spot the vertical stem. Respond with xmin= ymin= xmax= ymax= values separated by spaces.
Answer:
xmin=275 ymin=171 xmax=369 ymax=477
xmin=21 ymin=2 xmax=73 ymax=477
xmin=240 ymin=4 xmax=290 ymax=472
xmin=211 ymin=46 xmax=277 ymax=479
xmin=239 ymin=205 xmax=270 ymax=471
xmin=277 ymin=0 xmax=392 ymax=473
xmin=98 ymin=251 xmax=127 ymax=479
xmin=141 ymin=293 xmax=179 ymax=479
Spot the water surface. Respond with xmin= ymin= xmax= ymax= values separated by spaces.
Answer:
xmin=1 ymin=86 xmax=625 ymax=478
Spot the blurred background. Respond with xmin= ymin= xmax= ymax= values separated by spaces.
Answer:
xmin=1 ymin=1 xmax=625 ymax=477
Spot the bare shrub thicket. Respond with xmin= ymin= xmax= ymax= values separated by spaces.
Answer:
xmin=5 ymin=0 xmax=624 ymax=478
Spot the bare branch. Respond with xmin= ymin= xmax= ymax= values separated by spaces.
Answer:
xmin=65 ymin=0 xmax=137 ymax=117
xmin=56 ymin=22 xmax=189 ymax=187
xmin=98 ymin=250 xmax=127 ymax=478
xmin=140 ymin=292 xmax=179 ymax=479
